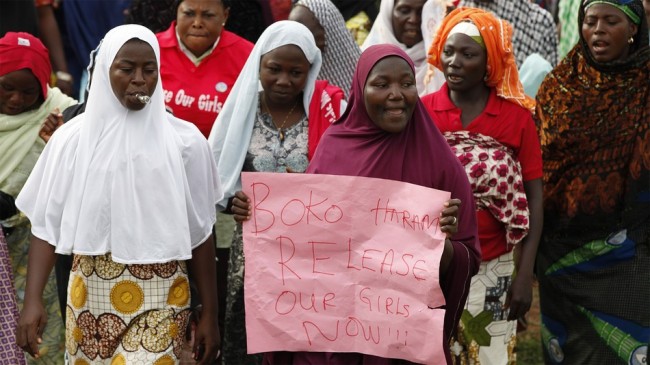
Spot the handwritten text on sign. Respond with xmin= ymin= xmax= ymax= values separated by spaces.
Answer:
xmin=242 ymin=172 xmax=450 ymax=364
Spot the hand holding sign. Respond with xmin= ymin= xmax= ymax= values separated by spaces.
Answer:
xmin=230 ymin=191 xmax=252 ymax=222
xmin=440 ymin=198 xmax=461 ymax=237
xmin=241 ymin=172 xmax=453 ymax=364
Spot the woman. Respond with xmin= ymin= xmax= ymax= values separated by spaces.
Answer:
xmin=15 ymin=24 xmax=223 ymax=364
xmin=362 ymin=0 xmax=447 ymax=95
xmin=289 ymin=0 xmax=361 ymax=97
xmin=535 ymin=1 xmax=650 ymax=363
xmin=424 ymin=8 xmax=543 ymax=364
xmin=156 ymin=0 xmax=254 ymax=138
xmin=207 ymin=20 xmax=345 ymax=364
xmin=157 ymin=0 xmax=253 ymax=294
xmin=1 ymin=0 xmax=76 ymax=97
xmin=0 ymin=31 xmax=77 ymax=364
xmin=260 ymin=44 xmax=479 ymax=364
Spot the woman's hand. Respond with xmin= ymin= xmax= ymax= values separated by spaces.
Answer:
xmin=17 ymin=237 xmax=57 ymax=358
xmin=505 ymin=178 xmax=543 ymax=321
xmin=16 ymin=299 xmax=47 ymax=358
xmin=188 ymin=237 xmax=220 ymax=364
xmin=440 ymin=198 xmax=460 ymax=237
xmin=505 ymin=272 xmax=533 ymax=321
xmin=193 ymin=312 xmax=221 ymax=365
xmin=39 ymin=108 xmax=64 ymax=143
xmin=230 ymin=191 xmax=251 ymax=222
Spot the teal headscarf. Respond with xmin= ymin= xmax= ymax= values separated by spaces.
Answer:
xmin=584 ymin=0 xmax=642 ymax=24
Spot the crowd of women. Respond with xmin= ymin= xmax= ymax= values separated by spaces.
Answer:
xmin=0 ymin=0 xmax=648 ymax=364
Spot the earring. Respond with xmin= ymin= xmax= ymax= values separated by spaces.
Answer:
xmin=484 ymin=74 xmax=489 ymax=81
xmin=628 ymin=37 xmax=634 ymax=44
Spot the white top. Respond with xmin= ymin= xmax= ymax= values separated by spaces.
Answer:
xmin=16 ymin=24 xmax=223 ymax=264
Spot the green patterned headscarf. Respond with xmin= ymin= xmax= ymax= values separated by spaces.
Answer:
xmin=584 ymin=0 xmax=641 ymax=24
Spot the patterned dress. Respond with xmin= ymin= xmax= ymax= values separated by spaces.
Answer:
xmin=0 ymin=228 xmax=25 ymax=364
xmin=535 ymin=17 xmax=650 ymax=363
xmin=65 ymin=254 xmax=191 ymax=364
xmin=222 ymin=95 xmax=309 ymax=365
xmin=443 ymin=132 xmax=528 ymax=365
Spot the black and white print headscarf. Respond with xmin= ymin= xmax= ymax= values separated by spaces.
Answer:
xmin=459 ymin=0 xmax=559 ymax=66
xmin=297 ymin=0 xmax=361 ymax=98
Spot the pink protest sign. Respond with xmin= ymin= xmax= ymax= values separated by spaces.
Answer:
xmin=241 ymin=172 xmax=451 ymax=364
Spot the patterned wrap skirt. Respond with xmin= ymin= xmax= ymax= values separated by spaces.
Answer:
xmin=65 ymin=253 xmax=191 ymax=364
xmin=0 ymin=228 xmax=26 ymax=364
xmin=450 ymin=251 xmax=517 ymax=365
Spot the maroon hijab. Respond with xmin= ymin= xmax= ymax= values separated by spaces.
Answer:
xmin=307 ymin=45 xmax=470 ymax=191
xmin=305 ymin=44 xmax=480 ymax=364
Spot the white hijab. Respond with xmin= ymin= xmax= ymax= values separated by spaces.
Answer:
xmin=16 ymin=24 xmax=222 ymax=264
xmin=207 ymin=21 xmax=322 ymax=210
xmin=362 ymin=0 xmax=447 ymax=95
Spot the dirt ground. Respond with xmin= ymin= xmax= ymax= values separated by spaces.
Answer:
xmin=516 ymin=281 xmax=544 ymax=364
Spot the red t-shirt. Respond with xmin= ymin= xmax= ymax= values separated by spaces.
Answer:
xmin=157 ymin=23 xmax=253 ymax=138
xmin=422 ymin=84 xmax=543 ymax=260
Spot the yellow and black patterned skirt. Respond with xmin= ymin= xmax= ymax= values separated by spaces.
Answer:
xmin=65 ymin=253 xmax=191 ymax=364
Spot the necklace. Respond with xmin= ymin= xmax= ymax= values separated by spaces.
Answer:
xmin=262 ymin=97 xmax=300 ymax=142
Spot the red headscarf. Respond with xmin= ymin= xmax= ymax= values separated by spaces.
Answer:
xmin=428 ymin=7 xmax=535 ymax=112
xmin=307 ymin=44 xmax=480 ymax=361
xmin=0 ymin=32 xmax=51 ymax=99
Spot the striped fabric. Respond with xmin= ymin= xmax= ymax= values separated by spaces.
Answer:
xmin=458 ymin=0 xmax=559 ymax=66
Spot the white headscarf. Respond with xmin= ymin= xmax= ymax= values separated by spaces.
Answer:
xmin=208 ymin=20 xmax=322 ymax=210
xmin=16 ymin=24 xmax=222 ymax=264
xmin=296 ymin=0 xmax=361 ymax=98
xmin=362 ymin=0 xmax=447 ymax=95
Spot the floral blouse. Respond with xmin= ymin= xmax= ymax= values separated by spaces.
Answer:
xmin=242 ymin=93 xmax=310 ymax=174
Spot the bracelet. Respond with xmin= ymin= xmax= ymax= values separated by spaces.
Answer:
xmin=55 ymin=71 xmax=73 ymax=82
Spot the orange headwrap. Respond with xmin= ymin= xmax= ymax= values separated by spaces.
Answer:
xmin=427 ymin=7 xmax=535 ymax=112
